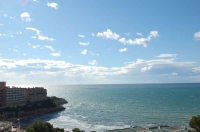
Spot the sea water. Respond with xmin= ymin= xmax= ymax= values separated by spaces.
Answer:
xmin=21 ymin=83 xmax=200 ymax=132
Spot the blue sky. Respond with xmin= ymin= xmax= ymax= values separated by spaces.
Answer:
xmin=0 ymin=0 xmax=200 ymax=85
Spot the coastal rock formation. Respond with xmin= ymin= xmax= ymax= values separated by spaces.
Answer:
xmin=50 ymin=96 xmax=68 ymax=106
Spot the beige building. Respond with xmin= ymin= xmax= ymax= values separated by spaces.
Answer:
xmin=1 ymin=87 xmax=26 ymax=107
xmin=25 ymin=87 xmax=47 ymax=102
xmin=0 ymin=82 xmax=47 ymax=108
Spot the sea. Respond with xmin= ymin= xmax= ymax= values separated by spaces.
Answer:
xmin=20 ymin=83 xmax=200 ymax=132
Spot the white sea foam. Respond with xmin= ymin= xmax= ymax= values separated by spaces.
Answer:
xmin=48 ymin=114 xmax=129 ymax=132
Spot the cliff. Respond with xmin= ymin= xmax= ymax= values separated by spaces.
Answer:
xmin=50 ymin=96 xmax=68 ymax=106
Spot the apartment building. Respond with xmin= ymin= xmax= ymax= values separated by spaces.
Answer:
xmin=2 ymin=87 xmax=26 ymax=107
xmin=0 ymin=82 xmax=6 ymax=88
xmin=0 ymin=82 xmax=47 ymax=108
xmin=25 ymin=87 xmax=47 ymax=102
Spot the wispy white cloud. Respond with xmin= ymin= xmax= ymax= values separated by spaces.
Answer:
xmin=32 ymin=45 xmax=40 ymax=49
xmin=32 ymin=36 xmax=37 ymax=39
xmin=97 ymin=29 xmax=120 ymax=40
xmin=92 ymin=33 xmax=95 ymax=37
xmin=88 ymin=60 xmax=98 ymax=65
xmin=20 ymin=12 xmax=31 ymax=22
xmin=27 ymin=41 xmax=31 ymax=46
xmin=125 ymin=33 xmax=130 ymax=36
xmin=119 ymin=48 xmax=128 ymax=52
xmin=79 ymin=42 xmax=89 ymax=46
xmin=8 ymin=48 xmax=18 ymax=52
xmin=4 ymin=14 xmax=7 ymax=17
xmin=0 ymin=34 xmax=14 ymax=38
xmin=47 ymin=2 xmax=58 ymax=10
xmin=23 ymin=53 xmax=26 ymax=56
xmin=17 ymin=31 xmax=22 ymax=35
xmin=0 ymin=57 xmax=199 ymax=84
xmin=33 ymin=0 xmax=39 ymax=2
xmin=78 ymin=34 xmax=85 ymax=38
xmin=141 ymin=66 xmax=152 ymax=72
xmin=97 ymin=29 xmax=158 ymax=47
xmin=26 ymin=27 xmax=40 ymax=35
xmin=0 ymin=24 xmax=3 ymax=26
xmin=45 ymin=46 xmax=55 ymax=52
xmin=118 ymin=31 xmax=159 ymax=47
xmin=137 ymin=33 xmax=143 ymax=36
xmin=38 ymin=35 xmax=55 ymax=41
xmin=89 ymin=51 xmax=99 ymax=56
xmin=194 ymin=31 xmax=200 ymax=40
xmin=156 ymin=54 xmax=178 ymax=58
xmin=51 ymin=53 xmax=60 ymax=57
xmin=81 ymin=49 xmax=87 ymax=55
xmin=192 ymin=67 xmax=200 ymax=73
xmin=26 ymin=27 xmax=55 ymax=41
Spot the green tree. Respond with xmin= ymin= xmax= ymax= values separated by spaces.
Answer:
xmin=189 ymin=115 xmax=200 ymax=132
xmin=26 ymin=121 xmax=54 ymax=132
xmin=53 ymin=127 xmax=65 ymax=132
xmin=72 ymin=128 xmax=85 ymax=132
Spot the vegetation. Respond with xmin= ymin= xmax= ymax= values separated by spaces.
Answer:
xmin=189 ymin=115 xmax=200 ymax=132
xmin=25 ymin=121 xmax=65 ymax=132
xmin=72 ymin=128 xmax=85 ymax=132
xmin=0 ymin=97 xmax=57 ymax=120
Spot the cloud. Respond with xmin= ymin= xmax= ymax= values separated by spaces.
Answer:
xmin=33 ymin=0 xmax=39 ymax=2
xmin=125 ymin=33 xmax=130 ymax=36
xmin=0 ymin=24 xmax=3 ymax=26
xmin=89 ymin=51 xmax=99 ymax=56
xmin=26 ymin=27 xmax=40 ymax=35
xmin=0 ymin=57 xmax=200 ymax=84
xmin=45 ymin=46 xmax=55 ymax=52
xmin=8 ymin=48 xmax=18 ymax=52
xmin=38 ymin=35 xmax=55 ymax=41
xmin=97 ymin=29 xmax=120 ymax=40
xmin=192 ymin=67 xmax=200 ymax=73
xmin=141 ymin=66 xmax=152 ymax=72
xmin=0 ymin=34 xmax=14 ymax=38
xmin=137 ymin=33 xmax=143 ymax=36
xmin=51 ymin=53 xmax=60 ymax=57
xmin=79 ymin=42 xmax=89 ymax=46
xmin=78 ymin=34 xmax=85 ymax=38
xmin=27 ymin=41 xmax=31 ymax=46
xmin=81 ymin=49 xmax=87 ymax=55
xmin=4 ymin=14 xmax=7 ymax=17
xmin=88 ymin=60 xmax=98 ymax=66
xmin=20 ymin=12 xmax=31 ymax=22
xmin=23 ymin=53 xmax=26 ymax=56
xmin=194 ymin=31 xmax=200 ymax=40
xmin=32 ymin=45 xmax=40 ymax=49
xmin=171 ymin=72 xmax=178 ymax=76
xmin=47 ymin=2 xmax=58 ymax=10
xmin=119 ymin=48 xmax=128 ymax=52
xmin=92 ymin=33 xmax=95 ymax=37
xmin=118 ymin=30 xmax=159 ymax=47
xmin=156 ymin=54 xmax=178 ymax=58
xmin=17 ymin=31 xmax=22 ymax=35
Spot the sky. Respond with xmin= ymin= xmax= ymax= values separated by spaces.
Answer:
xmin=0 ymin=0 xmax=200 ymax=85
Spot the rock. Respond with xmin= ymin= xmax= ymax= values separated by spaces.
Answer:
xmin=49 ymin=96 xmax=68 ymax=106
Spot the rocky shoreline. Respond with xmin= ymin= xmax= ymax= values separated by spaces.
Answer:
xmin=2 ymin=96 xmax=68 ymax=122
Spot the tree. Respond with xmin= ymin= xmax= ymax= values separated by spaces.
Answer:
xmin=25 ymin=121 xmax=65 ymax=132
xmin=53 ymin=127 xmax=65 ymax=132
xmin=26 ymin=121 xmax=54 ymax=132
xmin=72 ymin=128 xmax=85 ymax=132
xmin=189 ymin=115 xmax=200 ymax=132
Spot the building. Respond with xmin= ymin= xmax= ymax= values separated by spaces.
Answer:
xmin=0 ymin=82 xmax=47 ymax=108
xmin=1 ymin=87 xmax=26 ymax=107
xmin=0 ymin=82 xmax=6 ymax=88
xmin=25 ymin=87 xmax=47 ymax=102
